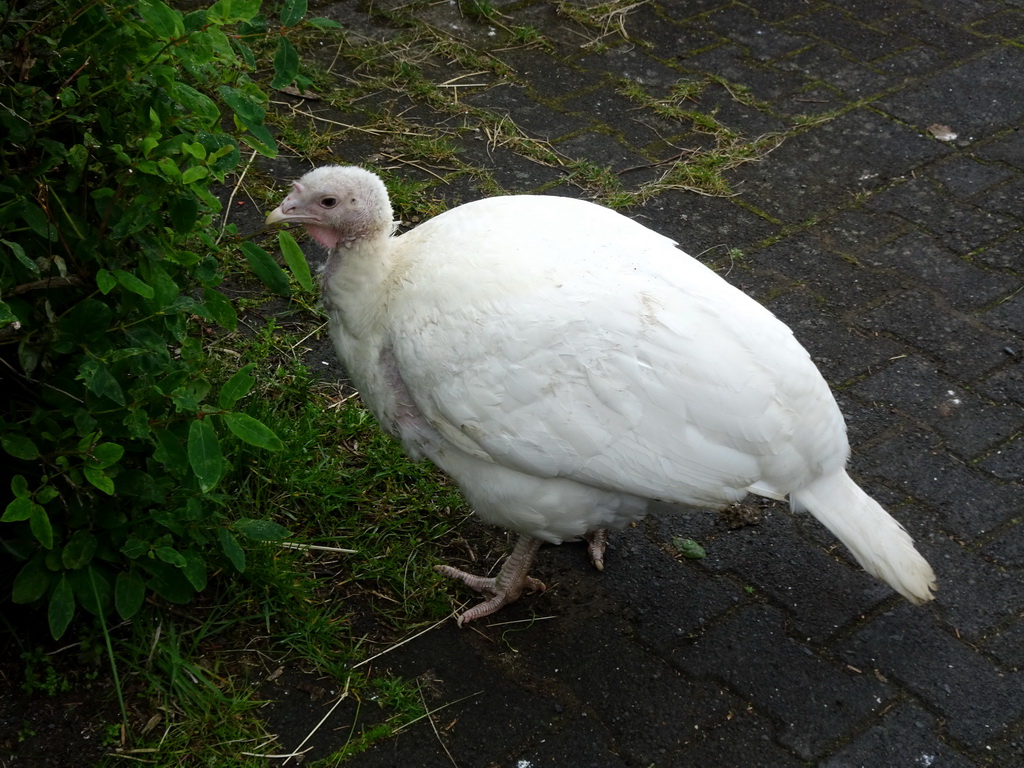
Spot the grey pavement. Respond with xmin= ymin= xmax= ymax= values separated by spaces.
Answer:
xmin=266 ymin=1 xmax=1024 ymax=765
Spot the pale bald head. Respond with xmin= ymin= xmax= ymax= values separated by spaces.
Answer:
xmin=265 ymin=166 xmax=394 ymax=250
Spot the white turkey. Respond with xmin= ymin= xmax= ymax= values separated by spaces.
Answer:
xmin=266 ymin=166 xmax=937 ymax=626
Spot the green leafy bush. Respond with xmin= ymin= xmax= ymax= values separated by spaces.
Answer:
xmin=0 ymin=0 xmax=335 ymax=638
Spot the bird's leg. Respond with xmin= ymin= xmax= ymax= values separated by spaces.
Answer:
xmin=435 ymin=534 xmax=546 ymax=626
xmin=585 ymin=528 xmax=609 ymax=571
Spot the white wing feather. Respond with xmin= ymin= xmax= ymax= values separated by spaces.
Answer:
xmin=386 ymin=196 xmax=848 ymax=511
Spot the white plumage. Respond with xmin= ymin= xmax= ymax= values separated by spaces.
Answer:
xmin=266 ymin=166 xmax=937 ymax=625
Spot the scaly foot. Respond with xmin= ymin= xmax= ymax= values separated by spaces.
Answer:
xmin=435 ymin=535 xmax=545 ymax=626
xmin=586 ymin=528 xmax=609 ymax=571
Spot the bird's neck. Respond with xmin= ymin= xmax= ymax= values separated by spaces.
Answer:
xmin=322 ymin=233 xmax=395 ymax=340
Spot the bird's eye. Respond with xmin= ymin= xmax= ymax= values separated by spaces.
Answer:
xmin=321 ymin=196 xmax=338 ymax=208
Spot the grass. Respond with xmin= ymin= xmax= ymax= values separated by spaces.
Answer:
xmin=98 ymin=334 xmax=466 ymax=765
xmin=556 ymin=0 xmax=651 ymax=50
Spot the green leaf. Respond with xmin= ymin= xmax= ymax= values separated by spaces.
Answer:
xmin=207 ymin=0 xmax=262 ymax=24
xmin=36 ymin=484 xmax=59 ymax=504
xmin=12 ymin=557 xmax=52 ymax=604
xmin=223 ymin=412 xmax=284 ymax=451
xmin=278 ymin=230 xmax=314 ymax=292
xmin=121 ymin=538 xmax=150 ymax=559
xmin=216 ymin=85 xmax=264 ymax=129
xmin=202 ymin=287 xmax=237 ymax=331
xmin=157 ymin=156 xmax=181 ymax=180
xmin=218 ymin=363 xmax=255 ymax=409
xmin=90 ymin=442 xmax=125 ymax=468
xmin=280 ymin=0 xmax=307 ymax=27
xmin=78 ymin=359 xmax=126 ymax=406
xmin=145 ymin=565 xmax=194 ymax=604
xmin=155 ymin=546 xmax=187 ymax=568
xmin=182 ymin=141 xmax=207 ymax=160
xmin=48 ymin=576 xmax=75 ymax=639
xmin=137 ymin=0 xmax=185 ymax=38
xmin=308 ymin=17 xmax=344 ymax=28
xmin=153 ymin=428 xmax=189 ymax=475
xmin=143 ymin=262 xmax=181 ymax=309
xmin=2 ymin=497 xmax=34 ymax=522
xmin=71 ymin=567 xmax=112 ymax=616
xmin=96 ymin=268 xmax=117 ymax=293
xmin=115 ymin=569 xmax=146 ymax=619
xmin=84 ymin=465 xmax=115 ymax=495
xmin=238 ymin=124 xmax=277 ymax=157
xmin=2 ymin=434 xmax=39 ymax=460
xmin=30 ymin=504 xmax=54 ymax=548
xmin=62 ymin=530 xmax=98 ymax=569
xmin=240 ymin=242 xmax=290 ymax=296
xmin=218 ymin=527 xmax=246 ymax=572
xmin=11 ymin=475 xmax=30 ymax=498
xmin=182 ymin=550 xmax=208 ymax=591
xmin=20 ymin=200 xmax=54 ymax=240
xmin=2 ymin=238 xmax=39 ymax=276
xmin=169 ymin=82 xmax=220 ymax=126
xmin=181 ymin=165 xmax=208 ymax=185
xmin=0 ymin=300 xmax=17 ymax=330
xmin=188 ymin=418 xmax=223 ymax=492
xmin=168 ymin=195 xmax=199 ymax=233
xmin=61 ymin=298 xmax=112 ymax=342
xmin=271 ymin=36 xmax=299 ymax=89
xmin=114 ymin=269 xmax=155 ymax=298
xmin=233 ymin=517 xmax=291 ymax=542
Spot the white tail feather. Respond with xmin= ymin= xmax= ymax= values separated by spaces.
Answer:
xmin=791 ymin=471 xmax=937 ymax=604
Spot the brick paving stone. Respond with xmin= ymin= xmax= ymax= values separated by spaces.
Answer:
xmin=662 ymin=710 xmax=806 ymax=768
xmin=511 ymin=717 xmax=630 ymax=768
xmin=704 ymin=6 xmax=809 ymax=61
xmin=874 ymin=44 xmax=947 ymax=78
xmin=976 ymin=127 xmax=1024 ymax=169
xmin=876 ymin=46 xmax=1024 ymax=138
xmin=596 ymin=518 xmax=743 ymax=655
xmin=985 ymin=616 xmax=1024 ymax=671
xmin=928 ymin=154 xmax=1017 ymax=199
xmin=972 ymin=229 xmax=1024 ymax=271
xmin=576 ymin=48 xmax=684 ymax=92
xmin=858 ymin=428 xmax=1019 ymax=539
xmin=819 ymin=700 xmax=976 ymax=768
xmin=978 ymin=359 xmax=1024 ymax=405
xmin=864 ymin=177 xmax=1018 ymax=255
xmin=778 ymin=44 xmax=894 ymax=99
xmin=979 ymin=434 xmax=1024 ymax=482
xmin=462 ymin=83 xmax=590 ymax=141
xmin=732 ymin=109 xmax=948 ymax=224
xmin=978 ymin=176 xmax=1024 ymax=222
xmin=925 ymin=535 xmax=1024 ymax=641
xmin=983 ymin=519 xmax=1024 ymax=569
xmin=855 ymin=289 xmax=1010 ymax=381
xmin=848 ymin=355 xmax=1024 ymax=460
xmin=637 ymin=189 xmax=777 ymax=257
xmin=786 ymin=7 xmax=913 ymax=61
xmin=673 ymin=604 xmax=893 ymax=759
xmin=652 ymin=510 xmax=891 ymax=643
xmin=976 ymin=292 xmax=1023 ymax=341
xmin=862 ymin=231 xmax=1011 ymax=310
xmin=514 ymin=609 xmax=736 ymax=766
xmin=880 ymin=9 xmax=995 ymax=58
xmin=764 ymin=292 xmax=904 ymax=384
xmin=839 ymin=605 xmax=1024 ymax=752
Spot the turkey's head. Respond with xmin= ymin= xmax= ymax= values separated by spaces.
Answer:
xmin=265 ymin=165 xmax=393 ymax=250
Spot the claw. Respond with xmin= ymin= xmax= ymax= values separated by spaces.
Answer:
xmin=435 ymin=535 xmax=544 ymax=625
